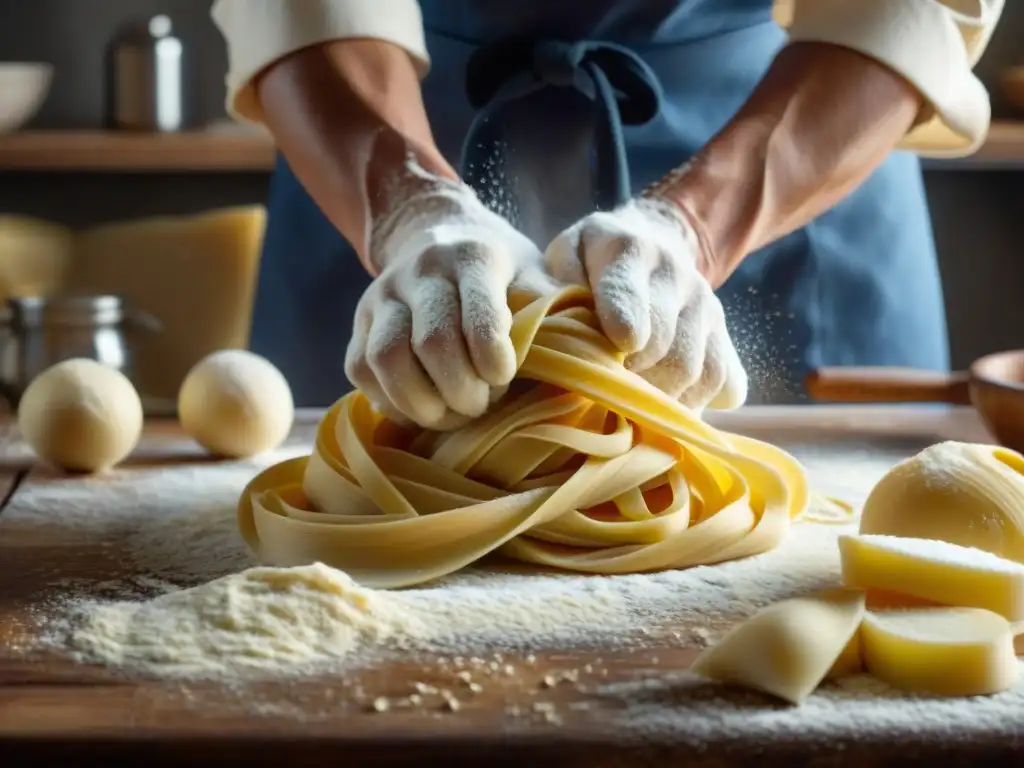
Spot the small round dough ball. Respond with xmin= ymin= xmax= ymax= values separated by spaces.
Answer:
xmin=860 ymin=441 xmax=1024 ymax=562
xmin=18 ymin=358 xmax=143 ymax=473
xmin=178 ymin=349 xmax=294 ymax=458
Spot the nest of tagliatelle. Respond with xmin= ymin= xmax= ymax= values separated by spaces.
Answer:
xmin=237 ymin=286 xmax=810 ymax=589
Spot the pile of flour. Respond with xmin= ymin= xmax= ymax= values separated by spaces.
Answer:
xmin=66 ymin=562 xmax=420 ymax=677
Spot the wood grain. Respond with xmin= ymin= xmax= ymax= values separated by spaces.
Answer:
xmin=0 ymin=130 xmax=276 ymax=172
xmin=0 ymin=406 xmax=1019 ymax=766
xmin=1 ymin=123 xmax=1024 ymax=173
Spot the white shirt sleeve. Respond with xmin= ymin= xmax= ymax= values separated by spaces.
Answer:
xmin=210 ymin=0 xmax=428 ymax=123
xmin=786 ymin=0 xmax=1005 ymax=158
xmin=211 ymin=0 xmax=1004 ymax=158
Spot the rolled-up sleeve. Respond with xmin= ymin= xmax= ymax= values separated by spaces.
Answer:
xmin=211 ymin=0 xmax=429 ymax=123
xmin=786 ymin=0 xmax=1005 ymax=158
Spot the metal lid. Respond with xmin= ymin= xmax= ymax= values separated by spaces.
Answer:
xmin=114 ymin=14 xmax=175 ymax=43
xmin=8 ymin=295 xmax=125 ymax=327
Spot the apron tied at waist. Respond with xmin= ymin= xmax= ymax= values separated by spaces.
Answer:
xmin=461 ymin=38 xmax=664 ymax=210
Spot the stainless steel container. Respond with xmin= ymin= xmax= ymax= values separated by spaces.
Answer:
xmin=0 ymin=295 xmax=160 ymax=407
xmin=106 ymin=14 xmax=184 ymax=132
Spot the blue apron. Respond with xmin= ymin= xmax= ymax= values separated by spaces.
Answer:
xmin=252 ymin=0 xmax=949 ymax=407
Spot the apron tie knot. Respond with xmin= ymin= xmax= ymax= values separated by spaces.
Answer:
xmin=531 ymin=40 xmax=582 ymax=87
xmin=462 ymin=37 xmax=664 ymax=211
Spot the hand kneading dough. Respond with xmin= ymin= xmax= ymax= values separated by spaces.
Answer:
xmin=689 ymin=587 xmax=866 ymax=705
xmin=178 ymin=350 xmax=293 ymax=458
xmin=861 ymin=608 xmax=1019 ymax=696
xmin=840 ymin=534 xmax=1024 ymax=622
xmin=18 ymin=358 xmax=142 ymax=472
xmin=237 ymin=287 xmax=809 ymax=588
xmin=859 ymin=442 xmax=1024 ymax=562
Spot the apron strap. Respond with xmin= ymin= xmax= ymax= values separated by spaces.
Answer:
xmin=461 ymin=38 xmax=664 ymax=210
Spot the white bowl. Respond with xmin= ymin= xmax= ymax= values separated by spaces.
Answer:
xmin=0 ymin=63 xmax=54 ymax=133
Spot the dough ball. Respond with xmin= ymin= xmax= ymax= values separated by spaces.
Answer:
xmin=18 ymin=358 xmax=143 ymax=473
xmin=178 ymin=350 xmax=294 ymax=458
xmin=860 ymin=441 xmax=1024 ymax=562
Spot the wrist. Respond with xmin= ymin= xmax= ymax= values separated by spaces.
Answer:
xmin=644 ymin=120 xmax=770 ymax=289
xmin=255 ymin=39 xmax=455 ymax=273
xmin=369 ymin=176 xmax=482 ymax=274
xmin=365 ymin=132 xmax=460 ymax=273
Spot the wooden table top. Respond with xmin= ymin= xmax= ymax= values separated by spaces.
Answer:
xmin=0 ymin=405 xmax=1019 ymax=767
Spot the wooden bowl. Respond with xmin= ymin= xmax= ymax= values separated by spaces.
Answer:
xmin=1000 ymin=66 xmax=1024 ymax=115
xmin=969 ymin=349 xmax=1024 ymax=454
xmin=806 ymin=350 xmax=1024 ymax=454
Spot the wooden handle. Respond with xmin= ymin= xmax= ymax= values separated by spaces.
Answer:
xmin=805 ymin=367 xmax=972 ymax=405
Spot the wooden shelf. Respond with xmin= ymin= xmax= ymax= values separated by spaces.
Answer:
xmin=0 ymin=130 xmax=276 ymax=172
xmin=0 ymin=123 xmax=1021 ymax=173
xmin=923 ymin=121 xmax=1024 ymax=171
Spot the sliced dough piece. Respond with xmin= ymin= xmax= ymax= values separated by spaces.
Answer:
xmin=861 ymin=607 xmax=1018 ymax=697
xmin=859 ymin=442 xmax=1024 ymax=562
xmin=840 ymin=534 xmax=1024 ymax=622
xmin=690 ymin=587 xmax=865 ymax=704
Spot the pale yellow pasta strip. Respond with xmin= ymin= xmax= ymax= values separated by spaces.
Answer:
xmin=237 ymin=286 xmax=810 ymax=588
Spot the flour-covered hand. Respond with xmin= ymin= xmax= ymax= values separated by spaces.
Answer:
xmin=345 ymin=175 xmax=558 ymax=430
xmin=545 ymin=199 xmax=746 ymax=410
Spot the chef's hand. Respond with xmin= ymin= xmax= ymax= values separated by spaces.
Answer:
xmin=545 ymin=198 xmax=747 ymax=411
xmin=345 ymin=172 xmax=558 ymax=431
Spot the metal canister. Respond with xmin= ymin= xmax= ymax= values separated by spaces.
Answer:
xmin=0 ymin=295 xmax=160 ymax=407
xmin=106 ymin=14 xmax=184 ymax=132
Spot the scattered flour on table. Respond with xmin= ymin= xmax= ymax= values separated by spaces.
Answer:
xmin=46 ymin=518 xmax=849 ymax=679
xmin=15 ymin=440 xmax=910 ymax=679
xmin=589 ymin=667 xmax=1024 ymax=745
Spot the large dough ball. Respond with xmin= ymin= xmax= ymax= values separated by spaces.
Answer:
xmin=178 ymin=349 xmax=293 ymax=458
xmin=18 ymin=358 xmax=143 ymax=472
xmin=860 ymin=441 xmax=1024 ymax=562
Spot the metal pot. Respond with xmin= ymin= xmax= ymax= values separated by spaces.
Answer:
xmin=0 ymin=295 xmax=161 ymax=408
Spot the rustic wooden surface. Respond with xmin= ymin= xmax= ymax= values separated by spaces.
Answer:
xmin=2 ymin=123 xmax=1024 ymax=173
xmin=0 ymin=405 xmax=1020 ymax=767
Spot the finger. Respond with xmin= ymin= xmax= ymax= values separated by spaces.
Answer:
xmin=512 ymin=263 xmax=563 ymax=299
xmin=456 ymin=256 xmax=517 ymax=387
xmin=638 ymin=299 xmax=706 ymax=399
xmin=398 ymin=274 xmax=491 ymax=419
xmin=344 ymin=299 xmax=407 ymax=423
xmin=543 ymin=225 xmax=588 ymax=285
xmin=625 ymin=264 xmax=685 ymax=372
xmin=707 ymin=324 xmax=749 ymax=410
xmin=589 ymin=236 xmax=654 ymax=355
xmin=679 ymin=301 xmax=731 ymax=411
xmin=364 ymin=298 xmax=449 ymax=427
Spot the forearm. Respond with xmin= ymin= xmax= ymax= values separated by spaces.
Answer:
xmin=255 ymin=39 xmax=456 ymax=273
xmin=655 ymin=42 xmax=924 ymax=288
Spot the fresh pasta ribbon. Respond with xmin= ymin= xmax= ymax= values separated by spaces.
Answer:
xmin=237 ymin=286 xmax=810 ymax=588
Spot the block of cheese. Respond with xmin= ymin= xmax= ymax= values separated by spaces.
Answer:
xmin=861 ymin=607 xmax=1019 ymax=697
xmin=825 ymin=631 xmax=863 ymax=680
xmin=690 ymin=587 xmax=866 ymax=705
xmin=0 ymin=215 xmax=73 ymax=302
xmin=69 ymin=206 xmax=266 ymax=405
xmin=840 ymin=534 xmax=1024 ymax=622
